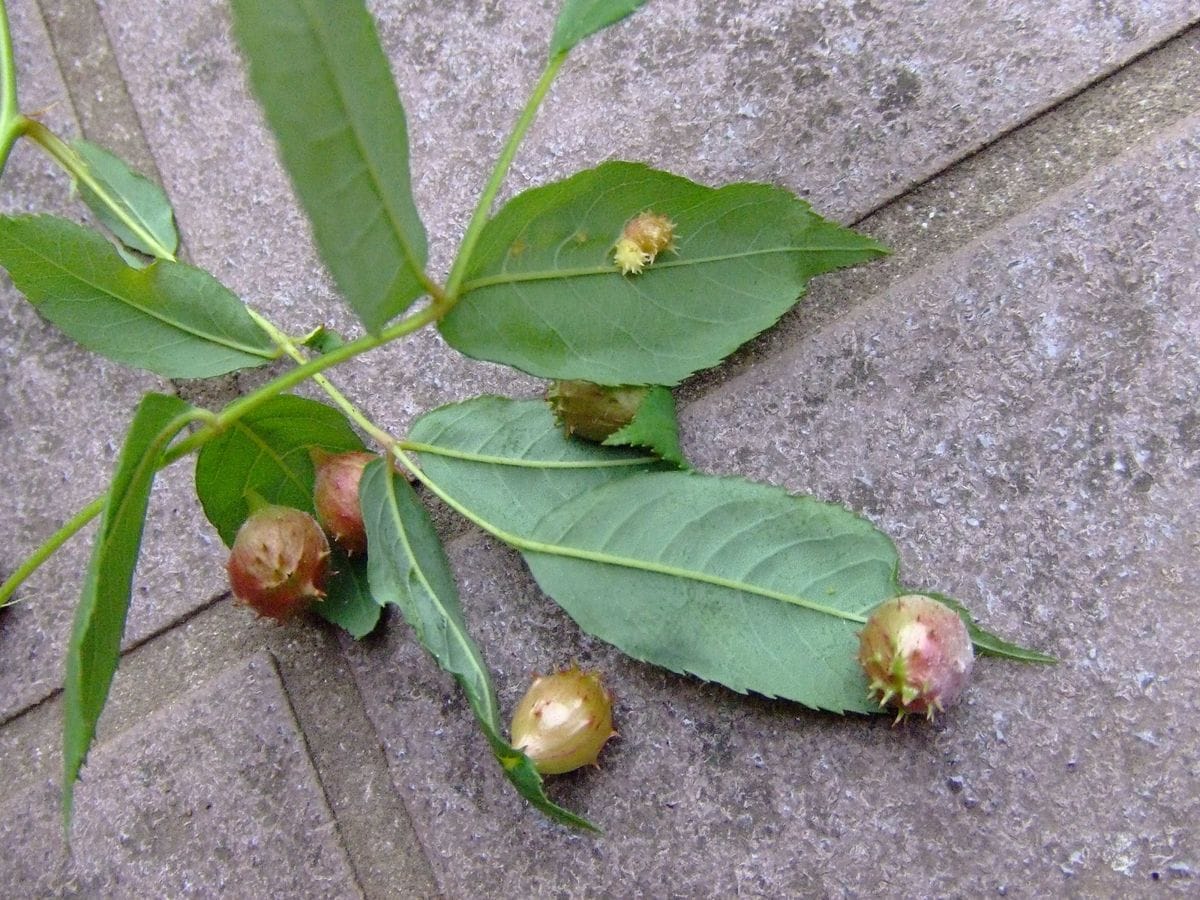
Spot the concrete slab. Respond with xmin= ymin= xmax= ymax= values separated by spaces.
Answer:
xmin=0 ymin=0 xmax=226 ymax=721
xmin=343 ymin=114 xmax=1200 ymax=895
xmin=0 ymin=652 xmax=361 ymax=897
xmin=94 ymin=0 xmax=1199 ymax=439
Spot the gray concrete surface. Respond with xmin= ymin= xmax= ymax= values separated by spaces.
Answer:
xmin=1 ymin=0 xmax=1198 ymax=896
xmin=0 ymin=0 xmax=226 ymax=721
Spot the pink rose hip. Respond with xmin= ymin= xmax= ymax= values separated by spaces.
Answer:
xmin=858 ymin=594 xmax=974 ymax=722
xmin=227 ymin=505 xmax=330 ymax=621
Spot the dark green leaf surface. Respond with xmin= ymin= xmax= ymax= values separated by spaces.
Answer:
xmin=72 ymin=139 xmax=178 ymax=262
xmin=360 ymin=461 xmax=595 ymax=830
xmin=604 ymin=384 xmax=687 ymax=467
xmin=0 ymin=215 xmax=277 ymax=377
xmin=550 ymin=0 xmax=648 ymax=56
xmin=440 ymin=162 xmax=886 ymax=385
xmin=230 ymin=0 xmax=428 ymax=333
xmin=63 ymin=393 xmax=194 ymax=825
xmin=316 ymin=549 xmax=381 ymax=638
xmin=195 ymin=395 xmax=365 ymax=546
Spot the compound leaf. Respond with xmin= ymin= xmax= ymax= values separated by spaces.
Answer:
xmin=440 ymin=162 xmax=886 ymax=385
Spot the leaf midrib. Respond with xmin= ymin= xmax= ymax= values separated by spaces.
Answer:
xmin=297 ymin=0 xmax=425 ymax=299
xmin=460 ymin=244 xmax=872 ymax=293
xmin=378 ymin=466 xmax=500 ymax=728
xmin=397 ymin=449 xmax=870 ymax=626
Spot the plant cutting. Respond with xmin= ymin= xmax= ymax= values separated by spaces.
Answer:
xmin=0 ymin=0 xmax=1053 ymax=833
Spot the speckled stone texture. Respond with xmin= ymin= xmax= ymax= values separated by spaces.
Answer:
xmin=343 ymin=116 xmax=1200 ymax=897
xmin=1 ymin=0 xmax=1198 ymax=896
xmin=0 ymin=0 xmax=225 ymax=721
xmin=0 ymin=653 xmax=360 ymax=897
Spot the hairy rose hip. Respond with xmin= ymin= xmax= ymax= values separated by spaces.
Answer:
xmin=546 ymin=380 xmax=649 ymax=443
xmin=510 ymin=666 xmax=616 ymax=775
xmin=227 ymin=505 xmax=330 ymax=621
xmin=312 ymin=449 xmax=377 ymax=555
xmin=858 ymin=594 xmax=974 ymax=722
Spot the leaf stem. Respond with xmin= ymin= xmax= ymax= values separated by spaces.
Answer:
xmin=165 ymin=300 xmax=441 ymax=463
xmin=246 ymin=308 xmax=397 ymax=449
xmin=3 ymin=300 xmax=442 ymax=605
xmin=20 ymin=118 xmax=177 ymax=261
xmin=0 ymin=0 xmax=21 ymax=175
xmin=443 ymin=51 xmax=566 ymax=300
xmin=0 ymin=496 xmax=103 ymax=607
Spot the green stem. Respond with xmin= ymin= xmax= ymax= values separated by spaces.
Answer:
xmin=2 ymin=300 xmax=442 ymax=605
xmin=443 ymin=52 xmax=566 ymax=300
xmin=166 ymin=299 xmax=441 ymax=463
xmin=21 ymin=118 xmax=176 ymax=261
xmin=0 ymin=0 xmax=21 ymax=175
xmin=0 ymin=496 xmax=103 ymax=607
xmin=246 ymin=308 xmax=396 ymax=449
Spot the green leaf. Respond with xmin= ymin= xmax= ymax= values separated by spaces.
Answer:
xmin=439 ymin=162 xmax=887 ymax=385
xmin=300 ymin=325 xmax=346 ymax=355
xmin=0 ymin=215 xmax=278 ymax=378
xmin=63 ymin=393 xmax=195 ymax=826
xmin=924 ymin=592 xmax=1056 ymax=663
xmin=404 ymin=398 xmax=1036 ymax=714
xmin=194 ymin=395 xmax=365 ymax=546
xmin=550 ymin=0 xmax=649 ymax=56
xmin=360 ymin=460 xmax=596 ymax=830
xmin=72 ymin=139 xmax=178 ymax=263
xmin=229 ymin=0 xmax=429 ymax=333
xmin=604 ymin=385 xmax=687 ymax=467
xmin=316 ymin=548 xmax=381 ymax=639
xmin=405 ymin=396 xmax=669 ymax=534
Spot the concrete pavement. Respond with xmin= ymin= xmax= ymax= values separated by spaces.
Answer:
xmin=2 ymin=0 xmax=1198 ymax=895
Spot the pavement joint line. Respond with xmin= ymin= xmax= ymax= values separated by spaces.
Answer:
xmin=681 ymin=21 xmax=1200 ymax=402
xmin=696 ymin=104 xmax=1200 ymax=415
xmin=847 ymin=19 xmax=1200 ymax=228
xmin=33 ymin=0 xmax=164 ymax=181
xmin=262 ymin=646 xmax=370 ymax=900
xmin=5 ymin=4 xmax=1198 ymax=892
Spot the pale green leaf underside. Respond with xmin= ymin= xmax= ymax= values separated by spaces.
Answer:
xmin=0 ymin=215 xmax=277 ymax=377
xmin=195 ymin=395 xmax=365 ymax=547
xmin=361 ymin=461 xmax=595 ymax=830
xmin=230 ymin=0 xmax=428 ymax=333
xmin=523 ymin=473 xmax=898 ymax=713
xmin=64 ymin=393 xmax=194 ymax=825
xmin=72 ymin=139 xmax=178 ymax=262
xmin=440 ymin=162 xmax=887 ymax=385
xmin=405 ymin=398 xmax=886 ymax=713
xmin=550 ymin=0 xmax=648 ymax=56
xmin=406 ymin=396 xmax=668 ymax=534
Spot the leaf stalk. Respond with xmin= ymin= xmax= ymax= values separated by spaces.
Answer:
xmin=443 ymin=51 xmax=567 ymax=300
